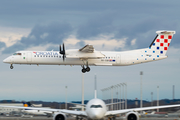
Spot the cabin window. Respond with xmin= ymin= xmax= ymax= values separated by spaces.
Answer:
xmin=90 ymin=105 xmax=102 ymax=108
xmin=37 ymin=55 xmax=39 ymax=57
xmin=34 ymin=55 xmax=36 ymax=57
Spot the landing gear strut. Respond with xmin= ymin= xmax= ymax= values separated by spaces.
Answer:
xmin=10 ymin=64 xmax=13 ymax=69
xmin=81 ymin=60 xmax=90 ymax=73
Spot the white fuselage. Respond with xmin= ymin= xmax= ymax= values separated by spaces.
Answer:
xmin=3 ymin=49 xmax=167 ymax=67
xmin=22 ymin=109 xmax=47 ymax=116
xmin=85 ymin=98 xmax=107 ymax=119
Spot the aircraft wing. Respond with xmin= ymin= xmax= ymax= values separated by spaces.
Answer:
xmin=105 ymin=104 xmax=180 ymax=116
xmin=79 ymin=44 xmax=94 ymax=53
xmin=0 ymin=105 xmax=87 ymax=117
xmin=66 ymin=44 xmax=105 ymax=59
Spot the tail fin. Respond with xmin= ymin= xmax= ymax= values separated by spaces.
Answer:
xmin=94 ymin=74 xmax=97 ymax=99
xmin=23 ymin=102 xmax=33 ymax=107
xmin=149 ymin=30 xmax=176 ymax=56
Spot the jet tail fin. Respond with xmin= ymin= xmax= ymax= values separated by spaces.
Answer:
xmin=23 ymin=102 xmax=33 ymax=107
xmin=94 ymin=74 xmax=97 ymax=99
xmin=149 ymin=30 xmax=176 ymax=56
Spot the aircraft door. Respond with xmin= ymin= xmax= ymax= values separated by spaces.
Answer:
xmin=27 ymin=52 xmax=32 ymax=62
xmin=116 ymin=54 xmax=120 ymax=64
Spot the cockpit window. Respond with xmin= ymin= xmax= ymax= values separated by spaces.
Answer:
xmin=90 ymin=105 xmax=102 ymax=108
xmin=13 ymin=53 xmax=22 ymax=55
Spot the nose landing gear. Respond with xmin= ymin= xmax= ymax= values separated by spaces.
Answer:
xmin=10 ymin=64 xmax=13 ymax=69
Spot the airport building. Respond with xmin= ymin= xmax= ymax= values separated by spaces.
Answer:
xmin=0 ymin=103 xmax=23 ymax=116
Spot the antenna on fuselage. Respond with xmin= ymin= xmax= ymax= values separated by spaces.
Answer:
xmin=94 ymin=74 xmax=97 ymax=99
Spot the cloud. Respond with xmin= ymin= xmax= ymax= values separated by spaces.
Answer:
xmin=0 ymin=41 xmax=6 ymax=49
xmin=2 ymin=22 xmax=73 ymax=54
xmin=76 ymin=15 xmax=115 ymax=39
xmin=114 ymin=18 xmax=179 ymax=50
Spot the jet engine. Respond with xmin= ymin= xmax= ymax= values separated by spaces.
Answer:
xmin=53 ymin=113 xmax=67 ymax=120
xmin=125 ymin=112 xmax=139 ymax=120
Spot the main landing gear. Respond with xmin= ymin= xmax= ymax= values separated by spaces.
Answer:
xmin=10 ymin=64 xmax=13 ymax=69
xmin=81 ymin=60 xmax=90 ymax=73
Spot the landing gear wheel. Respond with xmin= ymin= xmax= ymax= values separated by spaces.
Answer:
xmin=10 ymin=64 xmax=13 ymax=69
xmin=86 ymin=67 xmax=90 ymax=72
xmin=82 ymin=68 xmax=86 ymax=73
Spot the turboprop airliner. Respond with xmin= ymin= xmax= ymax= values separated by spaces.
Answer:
xmin=0 ymin=89 xmax=180 ymax=120
xmin=3 ymin=30 xmax=175 ymax=73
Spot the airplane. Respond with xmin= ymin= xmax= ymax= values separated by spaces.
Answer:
xmin=0 ymin=89 xmax=180 ymax=120
xmin=21 ymin=102 xmax=53 ymax=117
xmin=3 ymin=30 xmax=176 ymax=73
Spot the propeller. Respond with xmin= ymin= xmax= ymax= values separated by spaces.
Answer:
xmin=59 ymin=43 xmax=66 ymax=61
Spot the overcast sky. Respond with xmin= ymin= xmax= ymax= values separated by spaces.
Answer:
xmin=0 ymin=0 xmax=180 ymax=103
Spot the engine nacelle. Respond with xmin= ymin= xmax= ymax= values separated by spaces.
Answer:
xmin=125 ymin=112 xmax=139 ymax=120
xmin=53 ymin=113 xmax=67 ymax=120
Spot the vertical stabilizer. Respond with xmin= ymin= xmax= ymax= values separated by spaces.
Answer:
xmin=149 ymin=31 xmax=176 ymax=56
xmin=94 ymin=74 xmax=97 ymax=99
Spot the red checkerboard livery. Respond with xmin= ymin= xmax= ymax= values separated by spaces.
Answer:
xmin=3 ymin=30 xmax=175 ymax=73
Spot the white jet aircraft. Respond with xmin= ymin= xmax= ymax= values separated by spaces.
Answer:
xmin=0 ymin=90 xmax=180 ymax=120
xmin=3 ymin=30 xmax=175 ymax=73
xmin=22 ymin=102 xmax=52 ymax=117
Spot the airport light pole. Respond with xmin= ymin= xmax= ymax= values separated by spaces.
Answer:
xmin=157 ymin=86 xmax=159 ymax=112
xmin=104 ymin=88 xmax=108 ymax=104
xmin=65 ymin=86 xmax=68 ymax=109
xmin=82 ymin=73 xmax=84 ymax=111
xmin=140 ymin=71 xmax=143 ymax=110
xmin=118 ymin=84 xmax=121 ymax=110
xmin=108 ymin=87 xmax=111 ymax=110
xmin=123 ymin=83 xmax=127 ymax=109
xmin=151 ymin=92 xmax=153 ymax=106
xmin=101 ymin=89 xmax=105 ymax=101
xmin=111 ymin=86 xmax=114 ymax=110
xmin=115 ymin=85 xmax=119 ymax=110
xmin=121 ymin=83 xmax=124 ymax=109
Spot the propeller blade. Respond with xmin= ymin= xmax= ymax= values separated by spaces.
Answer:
xmin=59 ymin=43 xmax=66 ymax=61
xmin=63 ymin=43 xmax=65 ymax=53
xmin=59 ymin=45 xmax=62 ymax=54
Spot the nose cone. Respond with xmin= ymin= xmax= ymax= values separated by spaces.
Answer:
xmin=3 ymin=57 xmax=10 ymax=63
xmin=91 ymin=111 xmax=104 ymax=119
